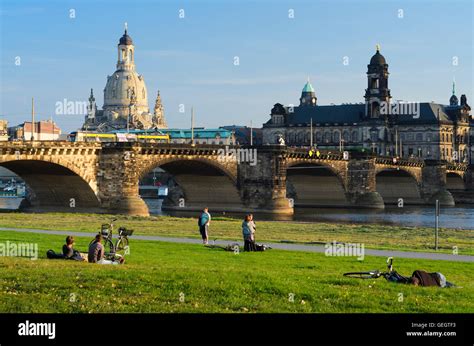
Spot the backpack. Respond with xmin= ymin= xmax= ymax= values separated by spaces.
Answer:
xmin=255 ymin=244 xmax=271 ymax=251
xmin=46 ymin=249 xmax=65 ymax=259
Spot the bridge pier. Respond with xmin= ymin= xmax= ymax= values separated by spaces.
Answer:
xmin=346 ymin=158 xmax=385 ymax=209
xmin=97 ymin=144 xmax=150 ymax=216
xmin=238 ymin=146 xmax=293 ymax=215
xmin=420 ymin=161 xmax=455 ymax=206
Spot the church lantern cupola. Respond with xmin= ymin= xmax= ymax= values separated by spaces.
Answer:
xmin=299 ymin=78 xmax=317 ymax=106
xmin=117 ymin=23 xmax=135 ymax=71
xmin=449 ymin=79 xmax=459 ymax=106
xmin=364 ymin=45 xmax=391 ymax=118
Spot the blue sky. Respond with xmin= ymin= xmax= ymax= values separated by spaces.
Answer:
xmin=0 ymin=0 xmax=472 ymax=132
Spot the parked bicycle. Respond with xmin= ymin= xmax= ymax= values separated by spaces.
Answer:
xmin=89 ymin=218 xmax=134 ymax=258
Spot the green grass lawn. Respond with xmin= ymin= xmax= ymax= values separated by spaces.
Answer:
xmin=0 ymin=212 xmax=472 ymax=255
xmin=0 ymin=230 xmax=473 ymax=313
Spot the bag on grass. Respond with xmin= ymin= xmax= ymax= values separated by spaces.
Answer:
xmin=46 ymin=249 xmax=65 ymax=259
xmin=255 ymin=244 xmax=271 ymax=252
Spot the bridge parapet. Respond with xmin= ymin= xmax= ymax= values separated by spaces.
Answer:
xmin=375 ymin=157 xmax=424 ymax=167
xmin=0 ymin=141 xmax=101 ymax=156
xmin=446 ymin=162 xmax=469 ymax=172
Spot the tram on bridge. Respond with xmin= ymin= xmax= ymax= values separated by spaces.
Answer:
xmin=68 ymin=130 xmax=170 ymax=143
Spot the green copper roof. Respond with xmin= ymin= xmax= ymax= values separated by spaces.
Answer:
xmin=302 ymin=81 xmax=315 ymax=93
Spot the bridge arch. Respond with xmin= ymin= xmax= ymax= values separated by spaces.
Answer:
xmin=446 ymin=172 xmax=466 ymax=190
xmin=0 ymin=160 xmax=100 ymax=211
xmin=375 ymin=168 xmax=422 ymax=205
xmin=285 ymin=161 xmax=349 ymax=207
xmin=138 ymin=156 xmax=241 ymax=212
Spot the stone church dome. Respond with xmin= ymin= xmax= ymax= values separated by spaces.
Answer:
xmin=103 ymin=70 xmax=149 ymax=114
xmin=83 ymin=25 xmax=168 ymax=131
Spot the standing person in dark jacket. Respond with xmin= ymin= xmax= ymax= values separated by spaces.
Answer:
xmin=198 ymin=207 xmax=211 ymax=245
xmin=242 ymin=214 xmax=256 ymax=251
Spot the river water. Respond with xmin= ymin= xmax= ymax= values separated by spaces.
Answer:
xmin=144 ymin=199 xmax=473 ymax=230
xmin=1 ymin=198 xmax=473 ymax=230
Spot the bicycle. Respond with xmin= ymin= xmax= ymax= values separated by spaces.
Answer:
xmin=343 ymin=257 xmax=411 ymax=283
xmin=89 ymin=218 xmax=134 ymax=259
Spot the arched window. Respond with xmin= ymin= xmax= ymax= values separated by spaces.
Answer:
xmin=370 ymin=130 xmax=378 ymax=142
xmin=343 ymin=131 xmax=350 ymax=142
xmin=304 ymin=132 xmax=310 ymax=144
xmin=297 ymin=132 xmax=304 ymax=143
xmin=315 ymin=131 xmax=322 ymax=142
xmin=352 ymin=131 xmax=358 ymax=142
xmin=324 ymin=131 xmax=331 ymax=143
xmin=416 ymin=133 xmax=423 ymax=141
xmin=129 ymin=49 xmax=133 ymax=61
xmin=371 ymin=102 xmax=380 ymax=117
xmin=333 ymin=131 xmax=340 ymax=143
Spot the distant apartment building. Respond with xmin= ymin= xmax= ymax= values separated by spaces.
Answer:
xmin=8 ymin=120 xmax=61 ymax=141
xmin=0 ymin=120 xmax=8 ymax=141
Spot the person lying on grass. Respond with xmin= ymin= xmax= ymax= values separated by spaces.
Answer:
xmin=409 ymin=270 xmax=455 ymax=288
xmin=63 ymin=236 xmax=87 ymax=262
xmin=387 ymin=269 xmax=455 ymax=288
xmin=88 ymin=234 xmax=124 ymax=265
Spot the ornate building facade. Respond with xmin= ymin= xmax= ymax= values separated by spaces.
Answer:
xmin=83 ymin=26 xmax=167 ymax=131
xmin=263 ymin=47 xmax=472 ymax=163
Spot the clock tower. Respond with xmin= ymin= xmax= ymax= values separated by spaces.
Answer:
xmin=364 ymin=45 xmax=391 ymax=118
xmin=299 ymin=78 xmax=317 ymax=106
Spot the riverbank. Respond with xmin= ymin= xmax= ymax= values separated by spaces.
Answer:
xmin=0 ymin=212 xmax=472 ymax=255
xmin=1 ymin=230 xmax=473 ymax=313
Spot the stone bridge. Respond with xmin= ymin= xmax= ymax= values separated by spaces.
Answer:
xmin=0 ymin=141 xmax=472 ymax=216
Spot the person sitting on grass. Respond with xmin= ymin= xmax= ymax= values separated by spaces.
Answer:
xmin=62 ymin=236 xmax=87 ymax=262
xmin=88 ymin=234 xmax=124 ymax=265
